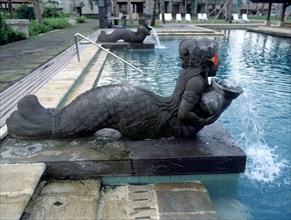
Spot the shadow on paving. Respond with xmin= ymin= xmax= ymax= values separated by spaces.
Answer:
xmin=0 ymin=19 xmax=99 ymax=92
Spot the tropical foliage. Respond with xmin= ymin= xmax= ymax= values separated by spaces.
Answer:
xmin=77 ymin=15 xmax=87 ymax=23
xmin=14 ymin=4 xmax=35 ymax=20
xmin=0 ymin=12 xmax=26 ymax=45
xmin=0 ymin=1 xmax=72 ymax=44
xmin=42 ymin=6 xmax=67 ymax=18
xmin=29 ymin=17 xmax=70 ymax=37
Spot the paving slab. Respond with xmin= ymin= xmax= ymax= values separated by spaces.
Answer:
xmin=156 ymin=182 xmax=218 ymax=220
xmin=0 ymin=163 xmax=46 ymax=220
xmin=21 ymin=179 xmax=100 ymax=220
xmin=0 ymin=122 xmax=246 ymax=179
xmin=97 ymin=181 xmax=217 ymax=220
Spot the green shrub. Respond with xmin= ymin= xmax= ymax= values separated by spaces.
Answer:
xmin=0 ymin=25 xmax=26 ymax=45
xmin=15 ymin=4 xmax=35 ymax=20
xmin=77 ymin=15 xmax=87 ymax=23
xmin=0 ymin=12 xmax=26 ymax=45
xmin=42 ymin=7 xmax=67 ymax=18
xmin=0 ymin=12 xmax=10 ymax=44
xmin=0 ymin=11 xmax=8 ymax=23
xmin=29 ymin=20 xmax=52 ymax=37
xmin=0 ymin=24 xmax=11 ymax=44
xmin=29 ymin=17 xmax=69 ymax=37
xmin=43 ymin=17 xmax=69 ymax=29
xmin=8 ymin=29 xmax=26 ymax=41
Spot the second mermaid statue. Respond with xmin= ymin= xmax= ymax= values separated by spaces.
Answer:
xmin=97 ymin=17 xmax=152 ymax=43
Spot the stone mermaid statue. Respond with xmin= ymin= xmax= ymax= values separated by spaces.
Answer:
xmin=6 ymin=38 xmax=243 ymax=140
xmin=97 ymin=17 xmax=152 ymax=43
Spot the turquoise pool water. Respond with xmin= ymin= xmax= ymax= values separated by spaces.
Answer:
xmin=98 ymin=30 xmax=291 ymax=220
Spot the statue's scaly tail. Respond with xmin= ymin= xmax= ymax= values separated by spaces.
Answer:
xmin=6 ymin=95 xmax=53 ymax=139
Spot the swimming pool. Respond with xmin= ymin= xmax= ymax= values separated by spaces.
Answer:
xmin=97 ymin=30 xmax=291 ymax=220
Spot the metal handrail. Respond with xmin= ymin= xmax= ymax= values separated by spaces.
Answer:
xmin=74 ymin=33 xmax=142 ymax=73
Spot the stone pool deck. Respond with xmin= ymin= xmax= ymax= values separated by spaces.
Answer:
xmin=1 ymin=20 xmax=287 ymax=219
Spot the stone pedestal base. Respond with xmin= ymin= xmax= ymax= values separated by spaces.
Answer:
xmin=0 ymin=122 xmax=246 ymax=178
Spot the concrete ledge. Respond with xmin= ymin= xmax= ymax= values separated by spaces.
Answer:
xmin=247 ymin=26 xmax=291 ymax=38
xmin=0 ymin=163 xmax=46 ymax=220
xmin=0 ymin=122 xmax=246 ymax=179
xmin=6 ymin=19 xmax=29 ymax=38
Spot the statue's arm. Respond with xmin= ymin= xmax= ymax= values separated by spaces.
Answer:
xmin=177 ymin=78 xmax=204 ymax=124
xmin=139 ymin=26 xmax=151 ymax=35
xmin=177 ymin=77 xmax=220 ymax=125
xmin=178 ymin=99 xmax=201 ymax=122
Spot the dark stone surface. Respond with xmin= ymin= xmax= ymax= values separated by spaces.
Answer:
xmin=45 ymin=161 xmax=133 ymax=179
xmin=101 ymin=42 xmax=155 ymax=49
xmin=0 ymin=122 xmax=246 ymax=178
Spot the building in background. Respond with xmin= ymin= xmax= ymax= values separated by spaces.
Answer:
xmin=50 ymin=0 xmax=99 ymax=15
xmin=2 ymin=0 xmax=288 ymax=21
xmin=0 ymin=0 xmax=99 ymax=15
xmin=0 ymin=0 xmax=33 ymax=10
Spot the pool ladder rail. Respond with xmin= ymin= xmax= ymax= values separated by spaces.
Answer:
xmin=74 ymin=33 xmax=143 ymax=73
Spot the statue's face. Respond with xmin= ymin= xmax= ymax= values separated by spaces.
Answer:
xmin=140 ymin=18 xmax=148 ymax=26
xmin=208 ymin=53 xmax=219 ymax=76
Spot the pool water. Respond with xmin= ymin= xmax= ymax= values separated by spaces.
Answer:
xmin=98 ymin=30 xmax=291 ymax=220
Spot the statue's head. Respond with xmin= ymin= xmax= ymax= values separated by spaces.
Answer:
xmin=139 ymin=17 xmax=148 ymax=26
xmin=138 ymin=17 xmax=152 ymax=35
xmin=179 ymin=38 xmax=219 ymax=76
xmin=138 ymin=17 xmax=152 ymax=31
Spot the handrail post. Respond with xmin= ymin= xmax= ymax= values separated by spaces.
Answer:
xmin=74 ymin=33 xmax=142 ymax=73
xmin=74 ymin=34 xmax=80 ymax=62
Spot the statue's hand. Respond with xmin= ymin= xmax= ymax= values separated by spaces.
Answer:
xmin=188 ymin=112 xmax=204 ymax=125
xmin=189 ymin=112 xmax=219 ymax=126
xmin=202 ymin=114 xmax=220 ymax=125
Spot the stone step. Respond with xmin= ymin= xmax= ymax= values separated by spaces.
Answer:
xmin=0 ymin=163 xmax=46 ymax=220
xmin=97 ymin=181 xmax=218 ymax=220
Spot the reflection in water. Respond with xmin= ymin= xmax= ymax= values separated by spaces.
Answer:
xmin=216 ymin=30 xmax=291 ymax=220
